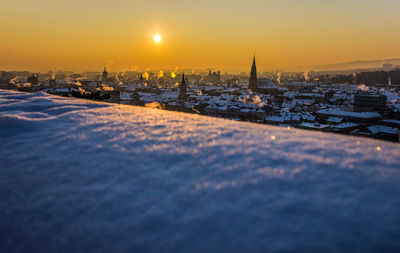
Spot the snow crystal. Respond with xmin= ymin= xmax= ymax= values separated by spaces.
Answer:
xmin=1 ymin=89 xmax=400 ymax=253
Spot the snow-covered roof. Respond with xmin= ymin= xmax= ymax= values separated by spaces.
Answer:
xmin=120 ymin=83 xmax=140 ymax=91
xmin=382 ymin=90 xmax=400 ymax=102
xmin=258 ymin=78 xmax=277 ymax=89
xmin=120 ymin=92 xmax=133 ymax=100
xmin=266 ymin=112 xmax=303 ymax=123
xmin=327 ymin=117 xmax=344 ymax=123
xmin=380 ymin=119 xmax=400 ymax=126
xmin=1 ymin=89 xmax=400 ymax=252
xmin=299 ymin=122 xmax=330 ymax=129
xmin=159 ymin=90 xmax=178 ymax=100
xmin=332 ymin=122 xmax=359 ymax=129
xmin=43 ymin=88 xmax=79 ymax=93
xmin=301 ymin=113 xmax=316 ymax=121
xmin=203 ymin=85 xmax=224 ymax=91
xmin=317 ymin=108 xmax=381 ymax=119
xmin=265 ymin=115 xmax=285 ymax=123
xmin=292 ymin=99 xmax=315 ymax=105
xmin=368 ymin=125 xmax=399 ymax=135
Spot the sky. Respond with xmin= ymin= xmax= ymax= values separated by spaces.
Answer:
xmin=1 ymin=0 xmax=400 ymax=72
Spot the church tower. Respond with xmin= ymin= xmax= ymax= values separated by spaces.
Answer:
xmin=249 ymin=55 xmax=258 ymax=90
xmin=102 ymin=67 xmax=108 ymax=82
xmin=179 ymin=73 xmax=187 ymax=101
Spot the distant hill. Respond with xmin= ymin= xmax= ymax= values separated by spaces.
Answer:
xmin=289 ymin=58 xmax=400 ymax=72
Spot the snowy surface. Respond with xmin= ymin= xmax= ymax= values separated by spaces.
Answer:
xmin=1 ymin=89 xmax=400 ymax=253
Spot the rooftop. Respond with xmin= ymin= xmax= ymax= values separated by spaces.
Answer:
xmin=317 ymin=108 xmax=381 ymax=119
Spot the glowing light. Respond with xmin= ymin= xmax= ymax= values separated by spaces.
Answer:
xmin=157 ymin=70 xmax=164 ymax=79
xmin=376 ymin=146 xmax=382 ymax=152
xmin=270 ymin=136 xmax=276 ymax=140
xmin=153 ymin=34 xmax=162 ymax=43
xmin=145 ymin=102 xmax=162 ymax=109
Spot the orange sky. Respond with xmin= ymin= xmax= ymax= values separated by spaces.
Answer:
xmin=1 ymin=0 xmax=400 ymax=72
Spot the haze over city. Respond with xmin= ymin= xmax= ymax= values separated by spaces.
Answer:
xmin=1 ymin=0 xmax=400 ymax=72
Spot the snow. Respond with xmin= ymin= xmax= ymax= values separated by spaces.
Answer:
xmin=301 ymin=113 xmax=315 ymax=122
xmin=203 ymin=85 xmax=224 ymax=91
xmin=317 ymin=108 xmax=381 ymax=119
xmin=120 ymin=83 xmax=140 ymax=91
xmin=258 ymin=78 xmax=277 ymax=88
xmin=382 ymin=90 xmax=400 ymax=103
xmin=120 ymin=92 xmax=133 ymax=100
xmin=332 ymin=122 xmax=359 ymax=129
xmin=327 ymin=117 xmax=344 ymax=123
xmin=1 ymin=89 xmax=400 ymax=253
xmin=159 ymin=90 xmax=178 ymax=100
xmin=42 ymin=88 xmax=79 ymax=93
xmin=368 ymin=125 xmax=399 ymax=135
xmin=381 ymin=119 xmax=400 ymax=126
xmin=298 ymin=122 xmax=330 ymax=129
xmin=265 ymin=115 xmax=285 ymax=123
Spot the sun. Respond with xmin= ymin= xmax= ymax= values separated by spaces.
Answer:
xmin=153 ymin=34 xmax=162 ymax=43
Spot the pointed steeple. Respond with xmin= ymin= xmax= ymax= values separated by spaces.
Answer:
xmin=249 ymin=54 xmax=258 ymax=90
xmin=102 ymin=67 xmax=108 ymax=81
xmin=179 ymin=72 xmax=187 ymax=101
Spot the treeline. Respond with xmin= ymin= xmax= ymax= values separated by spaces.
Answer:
xmin=330 ymin=69 xmax=400 ymax=85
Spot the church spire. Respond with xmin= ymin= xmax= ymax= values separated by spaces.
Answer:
xmin=102 ymin=67 xmax=108 ymax=81
xmin=249 ymin=54 xmax=258 ymax=90
xmin=179 ymin=72 xmax=187 ymax=101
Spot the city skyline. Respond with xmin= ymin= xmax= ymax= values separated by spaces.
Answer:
xmin=1 ymin=0 xmax=400 ymax=72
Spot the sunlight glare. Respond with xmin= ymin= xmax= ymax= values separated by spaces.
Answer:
xmin=154 ymin=34 xmax=162 ymax=43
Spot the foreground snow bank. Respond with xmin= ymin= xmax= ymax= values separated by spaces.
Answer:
xmin=1 ymin=89 xmax=400 ymax=253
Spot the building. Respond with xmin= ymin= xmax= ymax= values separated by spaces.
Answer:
xmin=383 ymin=63 xmax=393 ymax=71
xmin=102 ymin=67 xmax=108 ymax=82
xmin=249 ymin=55 xmax=258 ymax=90
xmin=207 ymin=70 xmax=221 ymax=83
xmin=27 ymin=73 xmax=39 ymax=86
xmin=248 ymin=55 xmax=278 ymax=93
xmin=0 ymin=72 xmax=12 ymax=89
xmin=179 ymin=73 xmax=187 ymax=101
xmin=49 ymin=79 xmax=57 ymax=88
xmin=316 ymin=108 xmax=381 ymax=124
xmin=354 ymin=94 xmax=387 ymax=113
xmin=258 ymin=78 xmax=277 ymax=89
